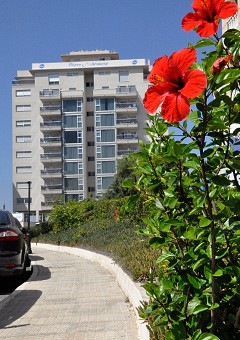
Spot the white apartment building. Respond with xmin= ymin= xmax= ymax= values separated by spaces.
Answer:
xmin=12 ymin=50 xmax=151 ymax=223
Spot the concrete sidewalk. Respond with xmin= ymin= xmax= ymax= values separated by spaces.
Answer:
xmin=0 ymin=244 xmax=149 ymax=340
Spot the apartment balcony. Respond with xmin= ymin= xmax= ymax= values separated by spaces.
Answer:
xmin=12 ymin=80 xmax=35 ymax=85
xmin=117 ymin=149 xmax=138 ymax=157
xmin=227 ymin=12 xmax=239 ymax=30
xmin=40 ymin=106 xmax=61 ymax=118
xmin=40 ymin=152 xmax=62 ymax=163
xmin=40 ymin=121 xmax=62 ymax=132
xmin=115 ymin=86 xmax=137 ymax=98
xmin=61 ymin=89 xmax=84 ymax=99
xmin=116 ymin=102 xmax=137 ymax=113
xmin=41 ymin=168 xmax=62 ymax=178
xmin=116 ymin=117 xmax=138 ymax=128
xmin=117 ymin=133 xmax=138 ymax=144
xmin=40 ymin=137 xmax=62 ymax=147
xmin=41 ymin=184 xmax=63 ymax=195
xmin=39 ymin=89 xmax=60 ymax=101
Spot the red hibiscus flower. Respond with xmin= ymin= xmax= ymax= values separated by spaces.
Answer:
xmin=182 ymin=0 xmax=238 ymax=37
xmin=211 ymin=54 xmax=233 ymax=75
xmin=143 ymin=48 xmax=207 ymax=123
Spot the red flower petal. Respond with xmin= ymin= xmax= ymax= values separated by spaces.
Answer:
xmin=218 ymin=2 xmax=239 ymax=19
xmin=161 ymin=94 xmax=190 ymax=123
xmin=196 ymin=21 xmax=219 ymax=37
xmin=182 ymin=12 xmax=201 ymax=32
xmin=180 ymin=69 xmax=207 ymax=98
xmin=143 ymin=86 xmax=167 ymax=114
xmin=148 ymin=55 xmax=169 ymax=84
xmin=169 ymin=48 xmax=197 ymax=74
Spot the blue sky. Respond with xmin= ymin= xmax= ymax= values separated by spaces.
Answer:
xmin=0 ymin=0 xmax=200 ymax=211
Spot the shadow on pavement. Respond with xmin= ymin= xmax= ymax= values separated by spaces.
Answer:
xmin=30 ymin=264 xmax=51 ymax=281
xmin=0 ymin=290 xmax=42 ymax=329
xmin=29 ymin=255 xmax=44 ymax=261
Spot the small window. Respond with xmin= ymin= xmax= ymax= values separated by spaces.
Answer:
xmin=87 ymin=97 xmax=94 ymax=102
xmin=16 ymin=198 xmax=32 ymax=204
xmin=88 ymin=141 xmax=95 ymax=146
xmin=16 ymin=151 xmax=32 ymax=158
xmin=16 ymin=120 xmax=31 ymax=127
xmin=48 ymin=73 xmax=59 ymax=85
xmin=87 ymin=111 xmax=94 ymax=117
xmin=119 ymin=71 xmax=129 ymax=82
xmin=88 ymin=187 xmax=95 ymax=192
xmin=16 ymin=166 xmax=32 ymax=173
xmin=87 ymin=126 xmax=94 ymax=131
xmin=86 ymin=82 xmax=94 ymax=87
xmin=16 ymin=182 xmax=32 ymax=189
xmin=88 ymin=172 xmax=95 ymax=176
xmin=67 ymin=73 xmax=78 ymax=77
xmin=16 ymin=135 xmax=31 ymax=143
xmin=16 ymin=90 xmax=31 ymax=97
xmin=16 ymin=105 xmax=31 ymax=112
xmin=88 ymin=156 xmax=95 ymax=161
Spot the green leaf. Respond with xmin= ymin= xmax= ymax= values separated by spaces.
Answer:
xmin=192 ymin=257 xmax=208 ymax=270
xmin=198 ymin=333 xmax=220 ymax=340
xmin=199 ymin=217 xmax=212 ymax=227
xmin=193 ymin=304 xmax=208 ymax=314
xmin=156 ymin=198 xmax=164 ymax=210
xmin=194 ymin=38 xmax=215 ymax=48
xmin=215 ymin=69 xmax=240 ymax=85
xmin=213 ymin=269 xmax=223 ymax=277
xmin=149 ymin=237 xmax=165 ymax=248
xmin=211 ymin=175 xmax=231 ymax=186
xmin=122 ymin=178 xmax=133 ymax=188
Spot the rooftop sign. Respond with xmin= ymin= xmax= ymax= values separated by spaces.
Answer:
xmin=32 ymin=59 xmax=148 ymax=71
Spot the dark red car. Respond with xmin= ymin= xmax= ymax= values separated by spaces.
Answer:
xmin=0 ymin=210 xmax=29 ymax=277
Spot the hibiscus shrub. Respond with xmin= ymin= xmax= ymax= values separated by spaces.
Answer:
xmin=124 ymin=1 xmax=240 ymax=339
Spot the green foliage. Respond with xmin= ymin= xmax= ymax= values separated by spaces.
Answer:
xmin=125 ymin=25 xmax=240 ymax=339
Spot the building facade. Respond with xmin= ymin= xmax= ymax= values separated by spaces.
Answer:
xmin=12 ymin=50 xmax=151 ymax=223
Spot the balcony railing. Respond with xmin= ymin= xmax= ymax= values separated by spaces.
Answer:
xmin=116 ymin=86 xmax=136 ymax=94
xmin=40 ymin=89 xmax=60 ymax=97
xmin=117 ymin=133 xmax=138 ymax=140
xmin=41 ymin=184 xmax=63 ymax=190
xmin=116 ymin=118 xmax=137 ymax=125
xmin=40 ymin=121 xmax=61 ymax=127
xmin=40 ymin=153 xmax=62 ymax=159
xmin=40 ymin=106 xmax=61 ymax=112
xmin=41 ymin=168 xmax=62 ymax=174
xmin=40 ymin=137 xmax=62 ymax=143
xmin=116 ymin=102 xmax=137 ymax=109
xmin=227 ymin=12 xmax=239 ymax=29
xmin=12 ymin=80 xmax=35 ymax=85
xmin=117 ymin=149 xmax=138 ymax=156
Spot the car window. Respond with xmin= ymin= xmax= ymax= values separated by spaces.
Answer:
xmin=0 ymin=211 xmax=9 ymax=225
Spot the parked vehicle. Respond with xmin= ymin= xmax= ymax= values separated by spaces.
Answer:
xmin=0 ymin=209 xmax=29 ymax=277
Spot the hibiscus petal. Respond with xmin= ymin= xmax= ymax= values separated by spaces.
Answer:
xmin=143 ymin=86 xmax=167 ymax=114
xmin=161 ymin=94 xmax=190 ymax=123
xmin=169 ymin=48 xmax=197 ymax=74
xmin=182 ymin=12 xmax=201 ymax=31
xmin=218 ymin=2 xmax=238 ymax=19
xmin=180 ymin=69 xmax=207 ymax=98
xmin=148 ymin=55 xmax=169 ymax=84
xmin=196 ymin=21 xmax=219 ymax=37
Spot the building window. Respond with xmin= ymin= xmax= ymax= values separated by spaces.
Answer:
xmin=88 ymin=141 xmax=94 ymax=146
xmin=48 ymin=73 xmax=59 ymax=85
xmin=64 ymin=131 xmax=82 ymax=144
xmin=16 ymin=182 xmax=32 ymax=189
xmin=67 ymin=73 xmax=79 ymax=77
xmin=64 ymin=146 xmax=83 ymax=159
xmin=16 ymin=120 xmax=31 ymax=127
xmin=65 ymin=193 xmax=83 ymax=202
xmin=16 ymin=198 xmax=32 ymax=204
xmin=88 ymin=187 xmax=95 ymax=192
xmin=16 ymin=135 xmax=31 ymax=143
xmin=88 ymin=156 xmax=95 ymax=161
xmin=119 ymin=71 xmax=129 ymax=82
xmin=62 ymin=99 xmax=82 ymax=113
xmin=64 ymin=162 xmax=83 ymax=175
xmin=86 ymin=82 xmax=94 ymax=87
xmin=87 ymin=126 xmax=94 ymax=131
xmin=99 ymin=71 xmax=110 ymax=75
xmin=96 ymin=114 xmax=114 ymax=127
xmin=97 ymin=176 xmax=114 ymax=190
xmin=97 ymin=145 xmax=115 ymax=158
xmin=95 ymin=98 xmax=114 ymax=111
xmin=88 ymin=172 xmax=95 ymax=176
xmin=16 ymin=105 xmax=31 ymax=112
xmin=64 ymin=178 xmax=83 ymax=190
xmin=16 ymin=166 xmax=32 ymax=173
xmin=16 ymin=151 xmax=32 ymax=158
xmin=87 ymin=97 xmax=94 ymax=102
xmin=96 ymin=129 xmax=115 ymax=142
xmin=87 ymin=111 xmax=94 ymax=117
xmin=16 ymin=89 xmax=31 ymax=97
xmin=63 ymin=115 xmax=82 ymax=128
xmin=97 ymin=161 xmax=116 ymax=174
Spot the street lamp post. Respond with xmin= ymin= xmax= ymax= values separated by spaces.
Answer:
xmin=27 ymin=181 xmax=32 ymax=254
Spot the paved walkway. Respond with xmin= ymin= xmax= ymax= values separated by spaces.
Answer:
xmin=0 ymin=246 xmax=139 ymax=340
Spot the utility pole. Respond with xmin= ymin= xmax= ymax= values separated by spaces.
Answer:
xmin=27 ymin=181 xmax=32 ymax=254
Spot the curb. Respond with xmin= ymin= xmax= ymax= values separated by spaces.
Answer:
xmin=34 ymin=243 xmax=149 ymax=340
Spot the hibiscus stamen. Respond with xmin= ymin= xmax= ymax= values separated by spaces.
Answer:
xmin=154 ymin=75 xmax=164 ymax=84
